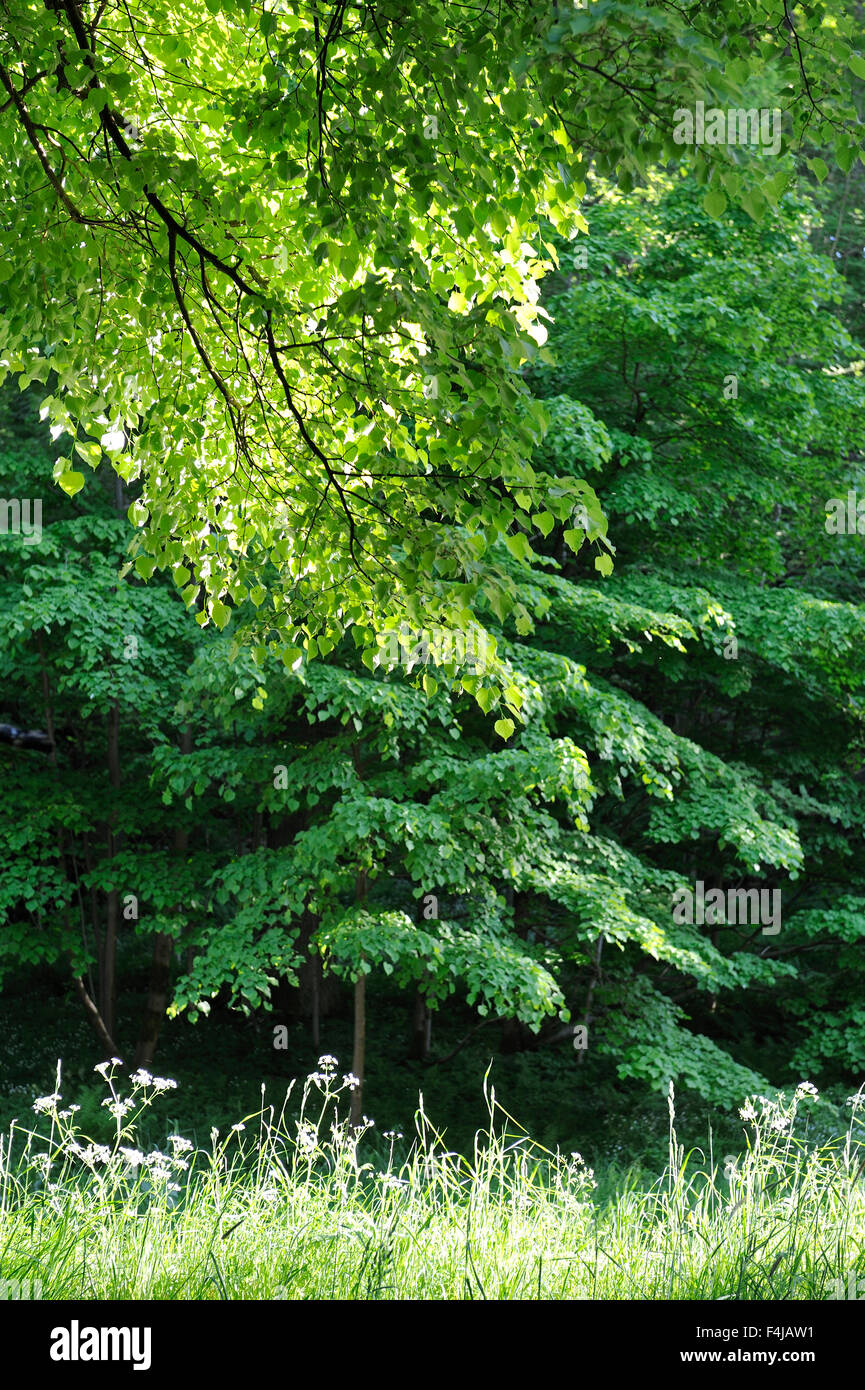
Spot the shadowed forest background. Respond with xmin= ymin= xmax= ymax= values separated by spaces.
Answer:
xmin=4 ymin=162 xmax=865 ymax=1175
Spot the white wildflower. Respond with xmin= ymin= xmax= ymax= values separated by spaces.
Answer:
xmin=296 ymin=1123 xmax=317 ymax=1153
xmin=79 ymin=1144 xmax=111 ymax=1166
xmin=33 ymin=1093 xmax=61 ymax=1114
xmin=144 ymin=1150 xmax=172 ymax=1182
xmin=93 ymin=1057 xmax=123 ymax=1077
xmin=101 ymin=1097 xmax=134 ymax=1119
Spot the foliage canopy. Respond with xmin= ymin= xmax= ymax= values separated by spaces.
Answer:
xmin=1 ymin=0 xmax=864 ymax=706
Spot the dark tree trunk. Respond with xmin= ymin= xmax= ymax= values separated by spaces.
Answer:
xmin=310 ymin=948 xmax=321 ymax=1049
xmin=133 ymin=727 xmax=192 ymax=1069
xmin=350 ymin=973 xmax=366 ymax=1128
xmin=576 ymin=937 xmax=603 ymax=1068
xmin=409 ymin=990 xmax=431 ymax=1061
xmin=102 ymin=699 xmax=121 ymax=1042
xmin=350 ymin=864 xmax=368 ymax=1128
xmin=273 ymin=912 xmax=337 ymax=1030
xmin=71 ymin=969 xmax=120 ymax=1057
xmin=132 ymin=932 xmax=174 ymax=1070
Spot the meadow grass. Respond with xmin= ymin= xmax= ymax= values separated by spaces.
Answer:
xmin=2 ymin=1058 xmax=864 ymax=1300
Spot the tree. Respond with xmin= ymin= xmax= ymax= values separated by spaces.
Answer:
xmin=521 ymin=166 xmax=865 ymax=1090
xmin=6 ymin=140 xmax=865 ymax=1118
xmin=0 ymin=382 xmax=789 ymax=1107
xmin=0 ymin=388 xmax=203 ymax=1058
xmin=0 ymin=0 xmax=863 ymax=702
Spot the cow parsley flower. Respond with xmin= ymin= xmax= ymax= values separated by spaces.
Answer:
xmin=102 ymin=1097 xmax=134 ymax=1119
xmin=79 ymin=1144 xmax=111 ymax=1166
xmin=93 ymin=1058 xmax=123 ymax=1078
xmin=33 ymin=1093 xmax=60 ymax=1114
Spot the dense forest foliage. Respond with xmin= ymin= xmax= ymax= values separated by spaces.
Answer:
xmin=4 ymin=161 xmax=865 ymax=1152
xmin=6 ymin=0 xmax=865 ymax=1322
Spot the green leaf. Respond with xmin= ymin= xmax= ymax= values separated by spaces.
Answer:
xmin=57 ymin=470 xmax=85 ymax=497
xmin=211 ymin=598 xmax=230 ymax=629
xmin=504 ymin=531 xmax=533 ymax=563
xmin=835 ymin=137 xmax=855 ymax=174
xmin=702 ymin=188 xmax=727 ymax=219
xmin=562 ymin=528 xmax=584 ymax=553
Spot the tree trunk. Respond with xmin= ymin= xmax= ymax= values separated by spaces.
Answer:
xmin=350 ymin=864 xmax=368 ymax=1127
xmin=102 ymin=699 xmax=121 ymax=1043
xmin=576 ymin=937 xmax=603 ymax=1068
xmin=311 ymin=947 xmax=321 ymax=1049
xmin=133 ymin=727 xmax=191 ymax=1069
xmin=273 ymin=911 xmax=334 ymax=1028
xmin=101 ymin=890 xmax=118 ymax=1044
xmin=409 ymin=989 xmax=431 ymax=1061
xmin=350 ymin=973 xmax=366 ymax=1128
xmin=71 ymin=968 xmax=120 ymax=1057
xmin=132 ymin=932 xmax=175 ymax=1070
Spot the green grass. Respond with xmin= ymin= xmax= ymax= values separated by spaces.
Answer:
xmin=2 ymin=1060 xmax=865 ymax=1300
